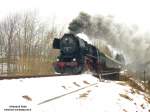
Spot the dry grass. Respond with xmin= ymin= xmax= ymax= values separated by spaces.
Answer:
xmin=140 ymin=104 xmax=145 ymax=109
xmin=128 ymin=80 xmax=145 ymax=92
xmin=10 ymin=56 xmax=56 ymax=76
xmin=144 ymin=96 xmax=150 ymax=104
xmin=79 ymin=93 xmax=88 ymax=98
xmin=122 ymin=109 xmax=128 ymax=112
xmin=83 ymin=80 xmax=90 ymax=85
xmin=22 ymin=95 xmax=32 ymax=101
xmin=1 ymin=49 xmax=59 ymax=76
xmin=79 ymin=90 xmax=91 ymax=98
xmin=120 ymin=73 xmax=146 ymax=93
xmin=120 ymin=72 xmax=150 ymax=95
xmin=87 ymin=90 xmax=91 ymax=93
xmin=61 ymin=86 xmax=67 ymax=90
xmin=129 ymin=88 xmax=136 ymax=94
xmin=119 ymin=93 xmax=133 ymax=101
xmin=73 ymin=82 xmax=81 ymax=87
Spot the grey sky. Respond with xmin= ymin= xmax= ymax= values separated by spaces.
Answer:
xmin=0 ymin=0 xmax=150 ymax=31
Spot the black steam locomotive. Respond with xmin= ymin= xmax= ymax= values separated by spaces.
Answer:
xmin=53 ymin=33 xmax=123 ymax=79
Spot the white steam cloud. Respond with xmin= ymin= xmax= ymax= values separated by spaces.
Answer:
xmin=69 ymin=12 xmax=150 ymax=80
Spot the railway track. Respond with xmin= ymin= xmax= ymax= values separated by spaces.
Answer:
xmin=0 ymin=73 xmax=100 ymax=105
xmin=0 ymin=74 xmax=81 ymax=80
xmin=0 ymin=71 xmax=120 ymax=80
xmin=38 ymin=82 xmax=98 ymax=105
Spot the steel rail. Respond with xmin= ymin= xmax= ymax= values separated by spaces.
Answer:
xmin=38 ymin=82 xmax=98 ymax=105
xmin=0 ymin=74 xmax=81 ymax=80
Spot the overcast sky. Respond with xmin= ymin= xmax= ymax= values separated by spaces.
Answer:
xmin=0 ymin=0 xmax=150 ymax=31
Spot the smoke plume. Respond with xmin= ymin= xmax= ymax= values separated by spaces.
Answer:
xmin=69 ymin=12 xmax=150 ymax=80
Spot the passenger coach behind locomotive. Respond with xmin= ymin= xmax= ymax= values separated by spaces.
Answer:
xmin=53 ymin=33 xmax=88 ymax=74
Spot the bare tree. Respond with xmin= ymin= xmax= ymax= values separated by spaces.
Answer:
xmin=0 ymin=15 xmax=20 ymax=75
xmin=0 ymin=11 xmax=64 ymax=76
xmin=0 ymin=25 xmax=4 ymax=75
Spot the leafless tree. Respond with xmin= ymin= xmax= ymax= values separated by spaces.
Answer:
xmin=0 ymin=15 xmax=20 ymax=75
xmin=0 ymin=11 xmax=64 ymax=76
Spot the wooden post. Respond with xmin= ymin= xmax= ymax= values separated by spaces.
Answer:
xmin=98 ymin=72 xmax=102 ymax=82
xmin=144 ymin=70 xmax=146 ymax=85
xmin=144 ymin=70 xmax=146 ymax=92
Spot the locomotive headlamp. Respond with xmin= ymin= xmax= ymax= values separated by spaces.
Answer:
xmin=56 ymin=58 xmax=59 ymax=62
xmin=73 ymin=58 xmax=76 ymax=61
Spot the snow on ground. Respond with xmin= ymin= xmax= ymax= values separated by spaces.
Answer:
xmin=0 ymin=74 xmax=150 ymax=112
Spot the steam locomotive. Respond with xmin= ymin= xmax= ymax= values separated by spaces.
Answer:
xmin=53 ymin=33 xmax=123 ymax=79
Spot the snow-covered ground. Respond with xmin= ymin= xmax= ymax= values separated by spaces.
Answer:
xmin=0 ymin=74 xmax=150 ymax=112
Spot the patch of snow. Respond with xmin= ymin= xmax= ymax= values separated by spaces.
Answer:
xmin=0 ymin=74 xmax=149 ymax=112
